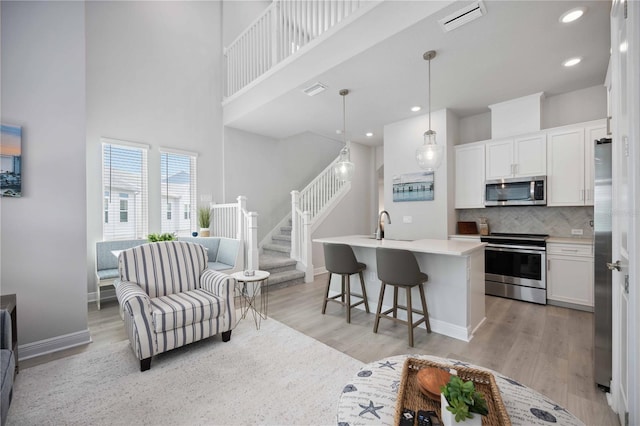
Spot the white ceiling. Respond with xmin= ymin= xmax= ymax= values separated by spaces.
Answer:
xmin=226 ymin=0 xmax=611 ymax=146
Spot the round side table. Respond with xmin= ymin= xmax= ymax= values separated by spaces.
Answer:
xmin=337 ymin=354 xmax=584 ymax=426
xmin=231 ymin=270 xmax=270 ymax=329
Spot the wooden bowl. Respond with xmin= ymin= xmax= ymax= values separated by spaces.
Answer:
xmin=416 ymin=367 xmax=452 ymax=401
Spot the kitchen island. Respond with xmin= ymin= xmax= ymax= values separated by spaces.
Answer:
xmin=313 ymin=235 xmax=486 ymax=342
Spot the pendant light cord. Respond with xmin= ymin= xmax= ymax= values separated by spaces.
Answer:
xmin=343 ymin=93 xmax=347 ymax=147
xmin=428 ymin=55 xmax=431 ymax=131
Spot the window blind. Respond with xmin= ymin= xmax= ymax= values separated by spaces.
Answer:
xmin=160 ymin=150 xmax=197 ymax=236
xmin=102 ymin=140 xmax=149 ymax=240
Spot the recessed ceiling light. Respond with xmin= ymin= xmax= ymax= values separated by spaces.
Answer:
xmin=560 ymin=8 xmax=585 ymax=24
xmin=366 ymin=132 xmax=373 ymax=137
xmin=563 ymin=57 xmax=582 ymax=67
xmin=411 ymin=106 xmax=422 ymax=112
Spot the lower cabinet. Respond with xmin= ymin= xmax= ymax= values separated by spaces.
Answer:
xmin=547 ymin=242 xmax=594 ymax=310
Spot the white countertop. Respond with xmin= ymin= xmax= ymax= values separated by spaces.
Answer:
xmin=547 ymin=237 xmax=593 ymax=245
xmin=313 ymin=235 xmax=486 ymax=256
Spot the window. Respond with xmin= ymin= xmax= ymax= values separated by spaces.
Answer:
xmin=119 ymin=194 xmax=129 ymax=222
xmin=160 ymin=149 xmax=197 ymax=236
xmin=102 ymin=139 xmax=149 ymax=240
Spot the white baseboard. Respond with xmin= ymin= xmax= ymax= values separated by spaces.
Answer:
xmin=314 ymin=266 xmax=328 ymax=276
xmin=87 ymin=290 xmax=117 ymax=304
xmin=19 ymin=329 xmax=93 ymax=361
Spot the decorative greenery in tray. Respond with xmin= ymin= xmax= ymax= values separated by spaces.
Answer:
xmin=147 ymin=233 xmax=176 ymax=242
xmin=441 ymin=376 xmax=489 ymax=422
xmin=198 ymin=207 xmax=211 ymax=229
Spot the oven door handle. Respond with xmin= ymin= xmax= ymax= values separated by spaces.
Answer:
xmin=485 ymin=244 xmax=546 ymax=254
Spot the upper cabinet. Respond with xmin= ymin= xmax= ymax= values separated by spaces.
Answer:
xmin=455 ymin=142 xmax=485 ymax=209
xmin=547 ymin=120 xmax=606 ymax=206
xmin=485 ymin=133 xmax=546 ymax=180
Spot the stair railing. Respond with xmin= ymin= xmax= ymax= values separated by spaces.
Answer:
xmin=210 ymin=196 xmax=258 ymax=271
xmin=224 ymin=0 xmax=365 ymax=98
xmin=291 ymin=156 xmax=351 ymax=281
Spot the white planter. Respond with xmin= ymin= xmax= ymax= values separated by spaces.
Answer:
xmin=440 ymin=393 xmax=482 ymax=426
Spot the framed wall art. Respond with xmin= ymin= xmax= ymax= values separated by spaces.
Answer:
xmin=0 ymin=124 xmax=23 ymax=197
xmin=392 ymin=171 xmax=434 ymax=202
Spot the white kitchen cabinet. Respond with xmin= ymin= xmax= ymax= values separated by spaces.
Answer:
xmin=547 ymin=120 xmax=606 ymax=206
xmin=455 ymin=142 xmax=485 ymax=209
xmin=547 ymin=242 xmax=594 ymax=310
xmin=485 ymin=133 xmax=546 ymax=180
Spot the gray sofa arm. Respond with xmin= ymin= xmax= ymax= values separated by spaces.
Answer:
xmin=0 ymin=310 xmax=11 ymax=350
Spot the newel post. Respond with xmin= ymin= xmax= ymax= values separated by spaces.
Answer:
xmin=236 ymin=195 xmax=246 ymax=241
xmin=246 ymin=211 xmax=259 ymax=271
xmin=303 ymin=211 xmax=313 ymax=283
xmin=290 ymin=190 xmax=300 ymax=260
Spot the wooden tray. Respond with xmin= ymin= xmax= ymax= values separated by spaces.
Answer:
xmin=394 ymin=358 xmax=511 ymax=426
xmin=457 ymin=221 xmax=479 ymax=235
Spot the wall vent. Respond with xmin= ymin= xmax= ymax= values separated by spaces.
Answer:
xmin=302 ymin=82 xmax=328 ymax=97
xmin=439 ymin=1 xmax=487 ymax=32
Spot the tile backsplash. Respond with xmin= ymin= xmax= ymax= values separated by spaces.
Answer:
xmin=457 ymin=206 xmax=594 ymax=238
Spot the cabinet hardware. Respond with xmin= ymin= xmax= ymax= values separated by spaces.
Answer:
xmin=547 ymin=259 xmax=551 ymax=270
xmin=561 ymin=248 xmax=579 ymax=252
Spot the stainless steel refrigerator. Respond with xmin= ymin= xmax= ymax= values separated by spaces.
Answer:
xmin=594 ymin=137 xmax=612 ymax=391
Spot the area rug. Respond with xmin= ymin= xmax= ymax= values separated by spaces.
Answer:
xmin=7 ymin=316 xmax=364 ymax=425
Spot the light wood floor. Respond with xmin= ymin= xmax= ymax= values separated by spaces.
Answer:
xmin=22 ymin=273 xmax=618 ymax=426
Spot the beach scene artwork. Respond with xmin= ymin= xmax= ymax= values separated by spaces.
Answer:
xmin=392 ymin=171 xmax=434 ymax=202
xmin=1 ymin=124 xmax=22 ymax=197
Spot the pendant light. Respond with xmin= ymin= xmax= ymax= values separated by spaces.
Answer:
xmin=416 ymin=50 xmax=444 ymax=171
xmin=334 ymin=89 xmax=354 ymax=182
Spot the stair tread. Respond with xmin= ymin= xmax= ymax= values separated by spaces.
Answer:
xmin=272 ymin=234 xmax=292 ymax=242
xmin=259 ymin=255 xmax=297 ymax=269
xmin=263 ymin=243 xmax=290 ymax=253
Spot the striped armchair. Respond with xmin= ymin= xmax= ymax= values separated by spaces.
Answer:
xmin=115 ymin=241 xmax=236 ymax=371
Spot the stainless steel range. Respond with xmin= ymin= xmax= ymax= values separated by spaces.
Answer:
xmin=480 ymin=233 xmax=549 ymax=304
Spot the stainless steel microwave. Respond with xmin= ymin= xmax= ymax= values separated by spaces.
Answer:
xmin=485 ymin=176 xmax=546 ymax=206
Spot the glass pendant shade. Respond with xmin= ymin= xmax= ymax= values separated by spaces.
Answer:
xmin=334 ymin=145 xmax=354 ymax=182
xmin=416 ymin=130 xmax=443 ymax=171
xmin=416 ymin=50 xmax=443 ymax=171
xmin=334 ymin=89 xmax=354 ymax=182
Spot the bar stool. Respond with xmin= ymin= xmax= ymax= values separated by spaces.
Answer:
xmin=322 ymin=243 xmax=370 ymax=323
xmin=374 ymin=247 xmax=431 ymax=347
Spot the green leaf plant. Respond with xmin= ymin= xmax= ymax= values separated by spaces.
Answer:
xmin=440 ymin=376 xmax=489 ymax=422
xmin=147 ymin=233 xmax=176 ymax=242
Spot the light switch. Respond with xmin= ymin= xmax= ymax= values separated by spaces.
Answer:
xmin=571 ymin=229 xmax=583 ymax=236
xmin=403 ymin=216 xmax=413 ymax=223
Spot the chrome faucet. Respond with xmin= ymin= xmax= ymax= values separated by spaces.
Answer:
xmin=376 ymin=210 xmax=391 ymax=240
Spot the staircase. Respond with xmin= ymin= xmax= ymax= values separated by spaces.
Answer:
xmin=260 ymin=219 xmax=305 ymax=288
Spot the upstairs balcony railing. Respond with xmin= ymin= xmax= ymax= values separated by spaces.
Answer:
xmin=224 ymin=0 xmax=364 ymax=98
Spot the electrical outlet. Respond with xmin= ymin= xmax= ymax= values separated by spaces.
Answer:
xmin=571 ymin=229 xmax=584 ymax=236
xmin=403 ymin=216 xmax=413 ymax=224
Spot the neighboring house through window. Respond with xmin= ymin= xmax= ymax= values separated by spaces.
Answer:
xmin=160 ymin=149 xmax=197 ymax=236
xmin=102 ymin=139 xmax=149 ymax=240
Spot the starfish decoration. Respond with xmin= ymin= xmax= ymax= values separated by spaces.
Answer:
xmin=453 ymin=361 xmax=470 ymax=367
xmin=359 ymin=400 xmax=384 ymax=419
xmin=378 ymin=360 xmax=398 ymax=370
xmin=391 ymin=380 xmax=401 ymax=393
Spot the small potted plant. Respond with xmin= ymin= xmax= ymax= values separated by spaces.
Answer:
xmin=440 ymin=376 xmax=488 ymax=425
xmin=198 ymin=206 xmax=211 ymax=237
xmin=147 ymin=233 xmax=176 ymax=242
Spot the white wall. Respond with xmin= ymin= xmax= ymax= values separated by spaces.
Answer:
xmin=312 ymin=141 xmax=375 ymax=269
xmin=382 ymin=109 xmax=456 ymax=240
xmin=222 ymin=0 xmax=271 ymax=47
xmin=85 ymin=1 xmax=224 ymax=295
xmin=1 ymin=1 xmax=89 ymax=348
xmin=542 ymin=84 xmax=607 ymax=129
xmin=224 ymin=127 xmax=343 ymax=241
xmin=458 ymin=85 xmax=607 ymax=144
